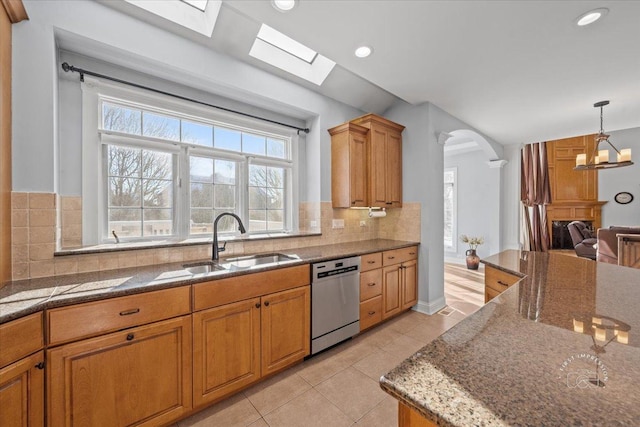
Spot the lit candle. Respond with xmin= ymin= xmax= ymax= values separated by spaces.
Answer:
xmin=576 ymin=154 xmax=587 ymax=167
xmin=617 ymin=148 xmax=632 ymax=162
xmin=598 ymin=149 xmax=609 ymax=163
xmin=594 ymin=327 xmax=606 ymax=342
xmin=594 ymin=155 xmax=600 ymax=164
xmin=617 ymin=330 xmax=629 ymax=344
xmin=573 ymin=319 xmax=584 ymax=333
xmin=592 ymin=317 xmax=602 ymax=325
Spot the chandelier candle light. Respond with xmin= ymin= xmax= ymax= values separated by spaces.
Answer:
xmin=575 ymin=100 xmax=633 ymax=170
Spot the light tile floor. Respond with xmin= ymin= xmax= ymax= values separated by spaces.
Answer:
xmin=175 ymin=266 xmax=484 ymax=427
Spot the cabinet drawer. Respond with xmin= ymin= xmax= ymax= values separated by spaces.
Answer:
xmin=485 ymin=286 xmax=502 ymax=303
xmin=47 ymin=286 xmax=191 ymax=345
xmin=484 ymin=266 xmax=521 ymax=293
xmin=360 ymin=269 xmax=382 ymax=301
xmin=383 ymin=246 xmax=418 ymax=266
xmin=0 ymin=312 xmax=43 ymax=368
xmin=193 ymin=265 xmax=310 ymax=311
xmin=360 ymin=296 xmax=382 ymax=331
xmin=360 ymin=252 xmax=382 ymax=272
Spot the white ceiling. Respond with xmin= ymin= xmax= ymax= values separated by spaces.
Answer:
xmin=101 ymin=0 xmax=640 ymax=146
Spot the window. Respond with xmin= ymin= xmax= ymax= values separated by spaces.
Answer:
xmin=444 ymin=168 xmax=457 ymax=251
xmin=83 ymin=82 xmax=296 ymax=245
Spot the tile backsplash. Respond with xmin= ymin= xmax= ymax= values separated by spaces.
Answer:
xmin=10 ymin=192 xmax=421 ymax=280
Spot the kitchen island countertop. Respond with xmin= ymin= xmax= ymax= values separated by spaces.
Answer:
xmin=380 ymin=250 xmax=640 ymax=426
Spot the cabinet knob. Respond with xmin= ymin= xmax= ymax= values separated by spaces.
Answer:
xmin=255 ymin=303 xmax=261 ymax=308
xmin=35 ymin=361 xmax=45 ymax=370
xmin=126 ymin=333 xmax=135 ymax=341
xmin=367 ymin=260 xmax=376 ymax=264
xmin=409 ymin=252 xmax=416 ymax=255
xmin=264 ymin=301 xmax=270 ymax=307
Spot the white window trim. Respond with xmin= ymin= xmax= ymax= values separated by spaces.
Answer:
xmin=81 ymin=76 xmax=299 ymax=245
xmin=444 ymin=167 xmax=457 ymax=253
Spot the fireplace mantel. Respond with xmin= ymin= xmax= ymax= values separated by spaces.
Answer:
xmin=546 ymin=201 xmax=607 ymax=234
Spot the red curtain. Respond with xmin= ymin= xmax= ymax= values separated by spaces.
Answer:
xmin=521 ymin=142 xmax=552 ymax=252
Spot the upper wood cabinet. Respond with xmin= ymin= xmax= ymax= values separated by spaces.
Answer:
xmin=547 ymin=135 xmax=598 ymax=203
xmin=329 ymin=114 xmax=405 ymax=208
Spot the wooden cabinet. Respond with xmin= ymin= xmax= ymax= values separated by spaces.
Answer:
xmin=359 ymin=246 xmax=418 ymax=328
xmin=329 ymin=122 xmax=369 ymax=208
xmin=0 ymin=312 xmax=44 ymax=427
xmin=398 ymin=402 xmax=437 ymax=427
xmin=329 ymin=114 xmax=404 ymax=208
xmin=47 ymin=316 xmax=192 ymax=427
xmin=484 ymin=265 xmax=521 ymax=303
xmin=192 ymin=266 xmax=310 ymax=408
xmin=619 ymin=234 xmax=640 ymax=269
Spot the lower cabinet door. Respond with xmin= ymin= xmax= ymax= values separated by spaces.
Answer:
xmin=47 ymin=316 xmax=192 ymax=427
xmin=382 ymin=265 xmax=402 ymax=319
xmin=261 ymin=286 xmax=310 ymax=376
xmin=192 ymin=298 xmax=261 ymax=408
xmin=0 ymin=351 xmax=44 ymax=427
xmin=401 ymin=260 xmax=418 ymax=310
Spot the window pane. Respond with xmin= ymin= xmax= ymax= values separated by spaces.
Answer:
xmin=243 ymin=133 xmax=266 ymax=156
xmin=249 ymin=165 xmax=267 ymax=187
xmin=190 ymin=209 xmax=212 ymax=234
xmin=267 ymin=188 xmax=284 ymax=209
xmin=190 ymin=157 xmax=214 ymax=183
xmin=249 ymin=187 xmax=266 ymax=209
xmin=109 ymin=209 xmax=141 ymax=238
xmin=214 ymin=159 xmax=236 ymax=185
xmin=268 ymin=210 xmax=284 ymax=230
xmin=144 ymin=209 xmax=173 ymax=235
xmin=109 ymin=177 xmax=141 ymax=207
xmin=214 ymin=185 xmax=236 ymax=209
xmin=142 ymin=151 xmax=172 ymax=180
xmin=267 ymin=138 xmax=286 ymax=159
xmin=142 ymin=111 xmax=180 ymax=141
xmin=191 ymin=183 xmax=213 ymax=208
xmin=214 ymin=127 xmax=241 ymax=152
xmin=182 ymin=120 xmax=213 ymax=147
xmin=109 ymin=146 xmax=141 ymax=177
xmin=267 ymin=167 xmax=284 ymax=189
xmin=214 ymin=210 xmax=238 ymax=233
xmin=143 ymin=179 xmax=173 ymax=208
xmin=249 ymin=210 xmax=267 ymax=232
xmin=102 ymin=103 xmax=141 ymax=135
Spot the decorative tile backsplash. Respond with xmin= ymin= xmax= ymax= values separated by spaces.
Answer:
xmin=11 ymin=192 xmax=421 ymax=280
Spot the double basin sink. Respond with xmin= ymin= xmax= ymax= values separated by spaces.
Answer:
xmin=183 ymin=253 xmax=297 ymax=275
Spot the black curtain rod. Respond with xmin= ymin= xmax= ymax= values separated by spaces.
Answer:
xmin=61 ymin=62 xmax=310 ymax=135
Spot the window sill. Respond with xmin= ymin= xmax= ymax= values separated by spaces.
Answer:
xmin=54 ymin=232 xmax=322 ymax=257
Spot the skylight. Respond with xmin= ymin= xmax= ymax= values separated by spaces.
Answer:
xmin=181 ymin=0 xmax=208 ymax=12
xmin=249 ymin=24 xmax=336 ymax=86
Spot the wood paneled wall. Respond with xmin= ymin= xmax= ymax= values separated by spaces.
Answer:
xmin=1 ymin=0 xmax=28 ymax=285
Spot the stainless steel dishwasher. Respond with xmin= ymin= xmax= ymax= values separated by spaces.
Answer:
xmin=311 ymin=256 xmax=360 ymax=355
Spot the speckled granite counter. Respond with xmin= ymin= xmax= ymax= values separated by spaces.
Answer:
xmin=0 ymin=239 xmax=417 ymax=324
xmin=380 ymin=250 xmax=640 ymax=426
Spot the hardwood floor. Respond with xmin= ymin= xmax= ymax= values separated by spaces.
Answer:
xmin=443 ymin=262 xmax=484 ymax=316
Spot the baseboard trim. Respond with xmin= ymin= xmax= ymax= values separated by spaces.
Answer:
xmin=414 ymin=297 xmax=446 ymax=315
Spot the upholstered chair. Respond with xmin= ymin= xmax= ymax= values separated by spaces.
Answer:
xmin=567 ymin=221 xmax=597 ymax=260
xmin=596 ymin=226 xmax=640 ymax=264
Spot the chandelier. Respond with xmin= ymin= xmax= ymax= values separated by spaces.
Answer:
xmin=574 ymin=101 xmax=633 ymax=170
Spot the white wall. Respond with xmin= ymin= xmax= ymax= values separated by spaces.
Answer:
xmin=444 ymin=150 xmax=501 ymax=261
xmin=599 ymin=127 xmax=640 ymax=227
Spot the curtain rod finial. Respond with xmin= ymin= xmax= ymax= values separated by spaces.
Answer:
xmin=61 ymin=62 xmax=70 ymax=72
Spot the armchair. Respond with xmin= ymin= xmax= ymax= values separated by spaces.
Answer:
xmin=596 ymin=226 xmax=640 ymax=264
xmin=567 ymin=221 xmax=597 ymax=260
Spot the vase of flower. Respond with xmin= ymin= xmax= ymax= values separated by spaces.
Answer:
xmin=460 ymin=235 xmax=484 ymax=270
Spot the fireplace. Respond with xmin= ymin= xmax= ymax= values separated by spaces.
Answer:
xmin=551 ymin=221 xmax=593 ymax=249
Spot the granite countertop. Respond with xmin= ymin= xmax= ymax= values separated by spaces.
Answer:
xmin=380 ymin=250 xmax=640 ymax=426
xmin=0 ymin=239 xmax=418 ymax=324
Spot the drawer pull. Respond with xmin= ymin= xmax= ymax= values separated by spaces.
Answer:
xmin=255 ymin=303 xmax=261 ymax=308
xmin=388 ymin=256 xmax=395 ymax=260
xmin=368 ymin=311 xmax=376 ymax=316
xmin=497 ymin=280 xmax=509 ymax=287
xmin=367 ymin=282 xmax=377 ymax=287
xmin=119 ymin=308 xmax=140 ymax=316
xmin=35 ymin=362 xmax=45 ymax=370
xmin=367 ymin=260 xmax=376 ymax=264
xmin=264 ymin=301 xmax=270 ymax=307
xmin=126 ymin=333 xmax=135 ymax=341
xmin=409 ymin=252 xmax=416 ymax=255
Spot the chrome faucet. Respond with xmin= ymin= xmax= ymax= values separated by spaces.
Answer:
xmin=212 ymin=213 xmax=246 ymax=261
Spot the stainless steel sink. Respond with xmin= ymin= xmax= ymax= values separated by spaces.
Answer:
xmin=183 ymin=261 xmax=227 ymax=275
xmin=222 ymin=253 xmax=296 ymax=268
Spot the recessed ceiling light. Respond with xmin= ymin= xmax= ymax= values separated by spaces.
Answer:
xmin=272 ymin=0 xmax=296 ymax=12
xmin=354 ymin=46 xmax=372 ymax=58
xmin=576 ymin=8 xmax=608 ymax=26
